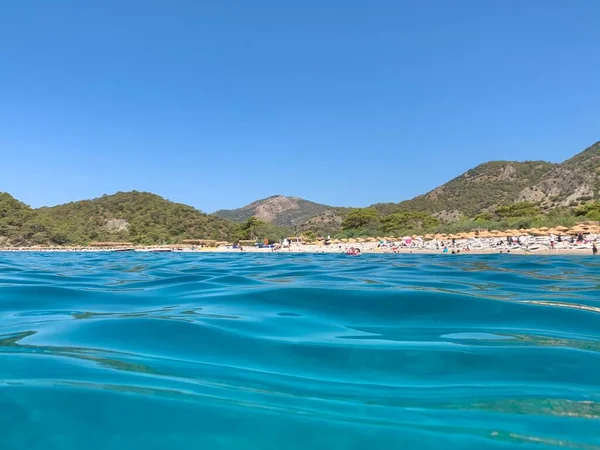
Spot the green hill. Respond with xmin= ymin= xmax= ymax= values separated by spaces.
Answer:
xmin=0 ymin=191 xmax=234 ymax=246
xmin=519 ymin=141 xmax=600 ymax=210
xmin=37 ymin=191 xmax=234 ymax=245
xmin=0 ymin=193 xmax=44 ymax=246
xmin=397 ymin=160 xmax=555 ymax=218
xmin=395 ymin=141 xmax=599 ymax=218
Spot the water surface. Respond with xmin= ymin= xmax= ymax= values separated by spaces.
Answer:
xmin=1 ymin=253 xmax=599 ymax=449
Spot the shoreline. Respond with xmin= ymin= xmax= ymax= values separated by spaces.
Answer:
xmin=1 ymin=233 xmax=597 ymax=256
xmin=0 ymin=246 xmax=596 ymax=256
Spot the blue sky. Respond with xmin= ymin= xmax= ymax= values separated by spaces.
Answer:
xmin=1 ymin=1 xmax=599 ymax=212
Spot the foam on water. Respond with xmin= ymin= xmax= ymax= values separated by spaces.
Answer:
xmin=1 ymin=252 xmax=599 ymax=449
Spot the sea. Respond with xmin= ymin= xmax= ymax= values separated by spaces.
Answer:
xmin=0 ymin=252 xmax=599 ymax=449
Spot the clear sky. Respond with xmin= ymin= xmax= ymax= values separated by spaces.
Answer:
xmin=1 ymin=1 xmax=599 ymax=212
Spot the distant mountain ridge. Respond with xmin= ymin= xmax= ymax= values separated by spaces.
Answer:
xmin=1 ymin=141 xmax=598 ymax=246
xmin=213 ymin=195 xmax=333 ymax=227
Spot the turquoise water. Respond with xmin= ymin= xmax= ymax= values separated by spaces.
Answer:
xmin=1 ymin=253 xmax=599 ymax=449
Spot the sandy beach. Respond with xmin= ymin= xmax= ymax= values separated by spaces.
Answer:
xmin=1 ymin=235 xmax=597 ymax=256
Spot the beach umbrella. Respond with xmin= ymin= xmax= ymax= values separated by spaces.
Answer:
xmin=341 ymin=238 xmax=349 ymax=243
xmin=555 ymin=226 xmax=569 ymax=231
xmin=539 ymin=227 xmax=550 ymax=231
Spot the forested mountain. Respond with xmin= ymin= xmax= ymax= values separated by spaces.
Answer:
xmin=397 ymin=160 xmax=555 ymax=218
xmin=0 ymin=192 xmax=233 ymax=246
xmin=0 ymin=193 xmax=45 ymax=246
xmin=397 ymin=141 xmax=600 ymax=218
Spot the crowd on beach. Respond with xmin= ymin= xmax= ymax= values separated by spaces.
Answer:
xmin=1 ymin=225 xmax=598 ymax=255
xmin=263 ymin=233 xmax=598 ymax=255
xmin=252 ymin=226 xmax=600 ymax=255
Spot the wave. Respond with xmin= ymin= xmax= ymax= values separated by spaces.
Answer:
xmin=1 ymin=253 xmax=599 ymax=449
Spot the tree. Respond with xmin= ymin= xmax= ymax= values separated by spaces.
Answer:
xmin=380 ymin=211 xmax=439 ymax=233
xmin=495 ymin=202 xmax=540 ymax=219
xmin=474 ymin=212 xmax=494 ymax=222
xmin=232 ymin=217 xmax=288 ymax=243
xmin=341 ymin=208 xmax=380 ymax=230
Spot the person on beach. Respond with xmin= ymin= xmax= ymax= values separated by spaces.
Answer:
xmin=593 ymin=241 xmax=598 ymax=256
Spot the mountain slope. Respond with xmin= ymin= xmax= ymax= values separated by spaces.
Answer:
xmin=382 ymin=142 xmax=600 ymax=221
xmin=37 ymin=191 xmax=234 ymax=245
xmin=518 ymin=141 xmax=600 ymax=208
xmin=0 ymin=193 xmax=40 ymax=245
xmin=213 ymin=195 xmax=332 ymax=227
xmin=397 ymin=160 xmax=556 ymax=218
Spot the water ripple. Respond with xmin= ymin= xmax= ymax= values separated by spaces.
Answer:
xmin=0 ymin=252 xmax=599 ymax=449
